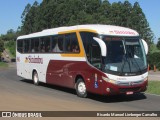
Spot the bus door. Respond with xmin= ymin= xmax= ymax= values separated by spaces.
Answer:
xmin=87 ymin=40 xmax=103 ymax=93
xmin=90 ymin=41 xmax=102 ymax=69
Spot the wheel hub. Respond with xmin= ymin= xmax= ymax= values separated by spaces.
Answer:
xmin=78 ymin=82 xmax=86 ymax=94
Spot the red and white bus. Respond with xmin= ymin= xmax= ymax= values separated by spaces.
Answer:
xmin=16 ymin=24 xmax=148 ymax=97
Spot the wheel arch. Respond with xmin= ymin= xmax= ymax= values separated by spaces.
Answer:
xmin=75 ymin=74 xmax=85 ymax=84
xmin=32 ymin=69 xmax=38 ymax=79
xmin=74 ymin=74 xmax=87 ymax=89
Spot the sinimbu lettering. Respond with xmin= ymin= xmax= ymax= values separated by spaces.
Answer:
xmin=25 ymin=56 xmax=43 ymax=64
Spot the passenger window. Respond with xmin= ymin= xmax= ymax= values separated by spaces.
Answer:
xmin=17 ymin=40 xmax=23 ymax=53
xmin=34 ymin=38 xmax=40 ymax=52
xmin=51 ymin=36 xmax=58 ymax=52
xmin=31 ymin=39 xmax=35 ymax=52
xmin=64 ymin=34 xmax=71 ymax=52
xmin=24 ymin=39 xmax=30 ymax=53
xmin=70 ymin=33 xmax=79 ymax=53
xmin=80 ymin=32 xmax=97 ymax=61
xmin=40 ymin=36 xmax=51 ymax=53
xmin=57 ymin=35 xmax=64 ymax=52
xmin=64 ymin=33 xmax=79 ymax=53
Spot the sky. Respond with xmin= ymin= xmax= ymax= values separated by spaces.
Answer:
xmin=0 ymin=0 xmax=159 ymax=43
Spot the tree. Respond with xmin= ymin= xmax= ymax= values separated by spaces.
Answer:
xmin=131 ymin=2 xmax=154 ymax=46
xmin=19 ymin=0 xmax=154 ymax=49
xmin=96 ymin=0 xmax=111 ymax=24
xmin=1 ymin=29 xmax=17 ymax=41
xmin=121 ymin=1 xmax=132 ymax=27
xmin=21 ymin=1 xmax=39 ymax=34
xmin=21 ymin=3 xmax=31 ymax=25
xmin=157 ymin=38 xmax=160 ymax=50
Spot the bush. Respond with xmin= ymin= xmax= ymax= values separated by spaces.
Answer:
xmin=5 ymin=40 xmax=16 ymax=57
xmin=157 ymin=39 xmax=160 ymax=50
xmin=148 ymin=52 xmax=160 ymax=70
xmin=0 ymin=40 xmax=4 ymax=53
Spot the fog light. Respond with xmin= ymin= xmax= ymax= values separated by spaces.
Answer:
xmin=106 ymin=88 xmax=110 ymax=92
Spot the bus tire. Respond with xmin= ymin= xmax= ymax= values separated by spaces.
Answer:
xmin=33 ymin=71 xmax=39 ymax=86
xmin=76 ymin=78 xmax=87 ymax=98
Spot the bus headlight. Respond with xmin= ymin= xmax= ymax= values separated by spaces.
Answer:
xmin=102 ymin=76 xmax=118 ymax=85
xmin=144 ymin=77 xmax=148 ymax=82
xmin=109 ymin=79 xmax=118 ymax=84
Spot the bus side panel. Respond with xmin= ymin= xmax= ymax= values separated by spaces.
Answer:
xmin=46 ymin=60 xmax=105 ymax=95
xmin=17 ymin=53 xmax=32 ymax=80
xmin=46 ymin=60 xmax=78 ymax=88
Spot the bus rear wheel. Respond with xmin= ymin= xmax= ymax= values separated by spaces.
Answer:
xmin=76 ymin=78 xmax=87 ymax=98
xmin=33 ymin=71 xmax=39 ymax=86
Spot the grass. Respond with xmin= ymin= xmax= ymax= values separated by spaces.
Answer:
xmin=146 ymin=81 xmax=160 ymax=95
xmin=0 ymin=62 xmax=8 ymax=68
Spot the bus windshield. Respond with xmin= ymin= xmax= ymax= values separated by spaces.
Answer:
xmin=101 ymin=36 xmax=147 ymax=76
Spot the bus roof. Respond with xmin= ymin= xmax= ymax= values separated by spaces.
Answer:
xmin=17 ymin=24 xmax=139 ymax=39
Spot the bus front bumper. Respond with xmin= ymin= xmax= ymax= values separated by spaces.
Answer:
xmin=102 ymin=80 xmax=148 ymax=95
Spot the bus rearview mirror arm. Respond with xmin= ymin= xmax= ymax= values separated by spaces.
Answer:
xmin=141 ymin=39 xmax=148 ymax=55
xmin=93 ymin=37 xmax=107 ymax=57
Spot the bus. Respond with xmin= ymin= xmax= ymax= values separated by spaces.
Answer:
xmin=16 ymin=24 xmax=148 ymax=97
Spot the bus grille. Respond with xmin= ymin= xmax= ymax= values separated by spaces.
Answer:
xmin=118 ymin=80 xmax=144 ymax=86
xmin=119 ymin=87 xmax=140 ymax=93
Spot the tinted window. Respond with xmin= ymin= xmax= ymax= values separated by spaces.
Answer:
xmin=80 ymin=32 xmax=98 ymax=59
xmin=80 ymin=32 xmax=101 ymax=69
xmin=24 ymin=39 xmax=30 ymax=53
xmin=17 ymin=40 xmax=23 ymax=53
xmin=51 ymin=36 xmax=58 ymax=52
xmin=64 ymin=33 xmax=79 ymax=53
xmin=40 ymin=36 xmax=51 ymax=53
xmin=31 ymin=38 xmax=40 ymax=53
xmin=34 ymin=38 xmax=40 ymax=52
xmin=57 ymin=35 xmax=64 ymax=52
xmin=64 ymin=34 xmax=71 ymax=52
xmin=70 ymin=33 xmax=79 ymax=53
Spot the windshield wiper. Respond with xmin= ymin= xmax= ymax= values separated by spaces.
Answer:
xmin=120 ymin=54 xmax=126 ymax=75
xmin=128 ymin=50 xmax=142 ymax=74
xmin=120 ymin=39 xmax=130 ymax=75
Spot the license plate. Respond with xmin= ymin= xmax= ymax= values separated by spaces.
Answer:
xmin=126 ymin=91 xmax=133 ymax=95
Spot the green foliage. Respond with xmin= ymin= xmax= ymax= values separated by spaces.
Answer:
xmin=0 ymin=29 xmax=18 ymax=41
xmin=150 ymin=43 xmax=160 ymax=53
xmin=148 ymin=52 xmax=160 ymax=70
xmin=131 ymin=2 xmax=154 ymax=45
xmin=157 ymin=38 xmax=160 ymax=50
xmin=146 ymin=81 xmax=160 ymax=95
xmin=0 ymin=29 xmax=19 ymax=58
xmin=21 ymin=2 xmax=38 ymax=34
xmin=21 ymin=3 xmax=31 ymax=24
xmin=0 ymin=38 xmax=4 ymax=57
xmin=5 ymin=41 xmax=16 ymax=57
xmin=20 ymin=0 xmax=154 ymax=47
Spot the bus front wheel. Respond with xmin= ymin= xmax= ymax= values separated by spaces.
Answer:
xmin=76 ymin=78 xmax=87 ymax=98
xmin=33 ymin=71 xmax=39 ymax=86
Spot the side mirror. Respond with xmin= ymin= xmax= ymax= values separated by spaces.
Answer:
xmin=141 ymin=39 xmax=148 ymax=55
xmin=93 ymin=37 xmax=107 ymax=57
